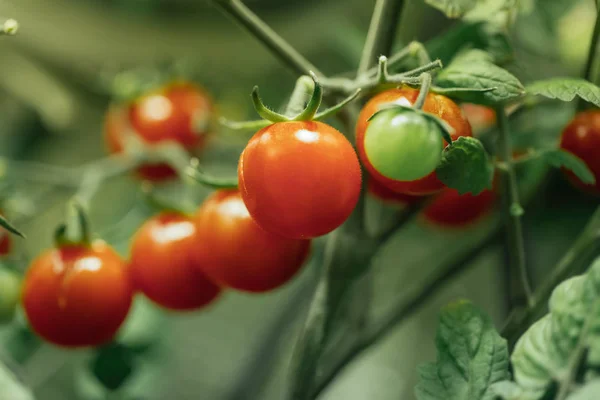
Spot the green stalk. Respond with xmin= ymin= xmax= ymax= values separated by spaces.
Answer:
xmin=579 ymin=2 xmax=600 ymax=112
xmin=357 ymin=0 xmax=406 ymax=75
xmin=496 ymin=106 xmax=533 ymax=309
xmin=211 ymin=0 xmax=323 ymax=78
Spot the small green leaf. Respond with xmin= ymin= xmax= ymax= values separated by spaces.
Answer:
xmin=526 ymin=78 xmax=600 ymax=108
xmin=510 ymin=258 xmax=600 ymax=399
xmin=0 ymin=216 xmax=24 ymax=239
xmin=436 ymin=50 xmax=525 ymax=106
xmin=436 ymin=136 xmax=495 ymax=195
xmin=415 ymin=300 xmax=510 ymax=400
xmin=424 ymin=0 xmax=478 ymax=18
xmin=540 ymin=149 xmax=596 ymax=185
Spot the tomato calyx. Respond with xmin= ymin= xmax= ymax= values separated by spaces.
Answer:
xmin=54 ymin=201 xmax=92 ymax=248
xmin=220 ymin=72 xmax=361 ymax=131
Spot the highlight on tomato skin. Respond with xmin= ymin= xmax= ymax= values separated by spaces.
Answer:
xmin=460 ymin=103 xmax=497 ymax=135
xmin=559 ymin=110 xmax=600 ymax=196
xmin=129 ymin=212 xmax=221 ymax=311
xmin=193 ymin=190 xmax=311 ymax=293
xmin=104 ymin=81 xmax=214 ymax=182
xmin=21 ymin=241 xmax=134 ymax=348
xmin=421 ymin=188 xmax=496 ymax=228
xmin=356 ymin=87 xmax=473 ymax=196
xmin=238 ymin=120 xmax=362 ymax=239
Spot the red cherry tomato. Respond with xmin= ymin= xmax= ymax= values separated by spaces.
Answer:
xmin=104 ymin=82 xmax=213 ymax=181
xmin=22 ymin=241 xmax=133 ymax=347
xmin=422 ymin=188 xmax=496 ymax=228
xmin=460 ymin=103 xmax=496 ymax=135
xmin=0 ymin=231 xmax=10 ymax=256
xmin=193 ymin=190 xmax=311 ymax=292
xmin=130 ymin=212 xmax=221 ymax=310
xmin=559 ymin=110 xmax=600 ymax=195
xmin=238 ymin=121 xmax=362 ymax=239
xmin=356 ymin=87 xmax=473 ymax=196
xmin=367 ymin=177 xmax=422 ymax=205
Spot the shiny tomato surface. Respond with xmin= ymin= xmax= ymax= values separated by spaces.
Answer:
xmin=560 ymin=110 xmax=600 ymax=195
xmin=239 ymin=121 xmax=361 ymax=239
xmin=22 ymin=241 xmax=133 ymax=347
xmin=193 ymin=190 xmax=311 ymax=292
xmin=130 ymin=212 xmax=221 ymax=310
xmin=104 ymin=82 xmax=213 ymax=181
xmin=422 ymin=188 xmax=496 ymax=228
xmin=356 ymin=87 xmax=472 ymax=195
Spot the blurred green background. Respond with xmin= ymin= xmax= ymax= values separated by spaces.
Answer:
xmin=0 ymin=0 xmax=598 ymax=399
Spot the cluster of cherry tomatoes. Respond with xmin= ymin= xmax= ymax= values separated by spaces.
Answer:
xmin=8 ymin=78 xmax=600 ymax=349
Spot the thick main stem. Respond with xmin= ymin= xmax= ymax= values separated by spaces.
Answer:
xmin=357 ymin=0 xmax=405 ymax=75
xmin=581 ymin=3 xmax=600 ymax=99
xmin=211 ymin=0 xmax=323 ymax=78
xmin=496 ymin=107 xmax=534 ymax=309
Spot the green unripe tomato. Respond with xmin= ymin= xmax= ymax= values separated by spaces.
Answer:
xmin=364 ymin=109 xmax=443 ymax=182
xmin=0 ymin=268 xmax=21 ymax=324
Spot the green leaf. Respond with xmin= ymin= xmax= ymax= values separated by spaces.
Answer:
xmin=424 ymin=0 xmax=479 ymax=18
xmin=436 ymin=136 xmax=494 ymax=195
xmin=540 ymin=149 xmax=596 ymax=185
xmin=436 ymin=50 xmax=525 ymax=106
xmin=567 ymin=380 xmax=600 ymax=400
xmin=415 ymin=300 xmax=510 ymax=400
xmin=0 ymin=216 xmax=24 ymax=239
xmin=526 ymin=78 xmax=600 ymax=108
xmin=510 ymin=258 xmax=600 ymax=399
xmin=427 ymin=21 xmax=513 ymax=65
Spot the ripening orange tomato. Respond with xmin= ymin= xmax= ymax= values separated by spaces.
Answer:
xmin=238 ymin=121 xmax=361 ymax=239
xmin=22 ymin=241 xmax=133 ymax=347
xmin=129 ymin=212 xmax=221 ymax=310
xmin=559 ymin=110 xmax=600 ymax=196
xmin=460 ymin=103 xmax=496 ymax=135
xmin=193 ymin=190 xmax=311 ymax=292
xmin=422 ymin=188 xmax=496 ymax=228
xmin=104 ymin=82 xmax=213 ymax=181
xmin=356 ymin=87 xmax=472 ymax=196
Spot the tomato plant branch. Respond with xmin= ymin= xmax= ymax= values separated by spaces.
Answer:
xmin=285 ymin=76 xmax=315 ymax=117
xmin=496 ymin=106 xmax=534 ymax=309
xmin=210 ymin=0 xmax=323 ymax=78
xmin=579 ymin=5 xmax=600 ymax=111
xmin=502 ymin=206 xmax=600 ymax=346
xmin=311 ymin=230 xmax=501 ymax=398
xmin=357 ymin=0 xmax=405 ymax=75
xmin=414 ymin=73 xmax=432 ymax=109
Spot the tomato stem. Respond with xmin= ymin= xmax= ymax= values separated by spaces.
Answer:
xmin=186 ymin=158 xmax=238 ymax=190
xmin=496 ymin=106 xmax=534 ymax=309
xmin=579 ymin=3 xmax=600 ymax=111
xmin=400 ymin=59 xmax=443 ymax=77
xmin=314 ymin=89 xmax=361 ymax=121
xmin=210 ymin=0 xmax=324 ymax=78
xmin=284 ymin=75 xmax=315 ymax=117
xmin=293 ymin=73 xmax=323 ymax=121
xmin=414 ymin=73 xmax=432 ymax=110
xmin=60 ymin=200 xmax=91 ymax=247
xmin=357 ymin=0 xmax=406 ymax=75
xmin=502 ymin=205 xmax=600 ymax=347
